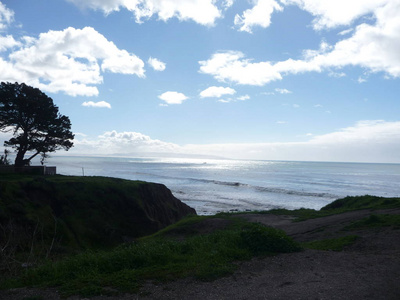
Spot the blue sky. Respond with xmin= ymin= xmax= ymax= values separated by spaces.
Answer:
xmin=0 ymin=0 xmax=399 ymax=163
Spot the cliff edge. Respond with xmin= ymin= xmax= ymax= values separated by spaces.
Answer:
xmin=0 ymin=175 xmax=196 ymax=250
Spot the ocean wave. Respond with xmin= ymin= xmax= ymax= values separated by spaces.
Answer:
xmin=129 ymin=171 xmax=338 ymax=199
xmin=187 ymin=178 xmax=338 ymax=199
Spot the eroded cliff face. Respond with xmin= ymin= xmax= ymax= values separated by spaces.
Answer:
xmin=138 ymin=182 xmax=196 ymax=229
xmin=0 ymin=175 xmax=196 ymax=250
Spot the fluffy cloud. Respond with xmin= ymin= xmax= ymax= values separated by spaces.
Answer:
xmin=0 ymin=35 xmax=20 ymax=52
xmin=234 ymin=0 xmax=283 ymax=33
xmin=199 ymin=51 xmax=282 ymax=85
xmin=0 ymin=27 xmax=145 ymax=96
xmin=281 ymin=0 xmax=389 ymax=30
xmin=200 ymin=86 xmax=236 ymax=98
xmin=67 ymin=0 xmax=222 ymax=26
xmin=200 ymin=1 xmax=400 ymax=84
xmin=82 ymin=101 xmax=112 ymax=108
xmin=158 ymin=91 xmax=188 ymax=105
xmin=0 ymin=2 xmax=14 ymax=30
xmin=72 ymin=130 xmax=181 ymax=155
xmin=148 ymin=57 xmax=166 ymax=71
xmin=308 ymin=2 xmax=400 ymax=77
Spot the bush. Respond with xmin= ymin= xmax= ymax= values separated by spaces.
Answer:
xmin=239 ymin=223 xmax=302 ymax=255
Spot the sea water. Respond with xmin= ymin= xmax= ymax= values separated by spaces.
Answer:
xmin=47 ymin=156 xmax=400 ymax=215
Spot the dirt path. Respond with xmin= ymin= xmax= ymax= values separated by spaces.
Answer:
xmin=241 ymin=207 xmax=400 ymax=242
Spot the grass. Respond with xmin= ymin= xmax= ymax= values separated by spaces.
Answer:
xmin=0 ymin=173 xmax=195 ymax=253
xmin=1 ymin=221 xmax=301 ymax=297
xmin=303 ymin=235 xmax=359 ymax=251
xmin=225 ymin=195 xmax=400 ymax=222
xmin=344 ymin=214 xmax=400 ymax=230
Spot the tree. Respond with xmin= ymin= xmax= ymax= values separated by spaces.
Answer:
xmin=0 ymin=82 xmax=74 ymax=167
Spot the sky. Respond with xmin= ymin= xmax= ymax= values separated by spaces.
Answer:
xmin=0 ymin=0 xmax=400 ymax=163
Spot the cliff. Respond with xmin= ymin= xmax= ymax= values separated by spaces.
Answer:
xmin=0 ymin=174 xmax=196 ymax=250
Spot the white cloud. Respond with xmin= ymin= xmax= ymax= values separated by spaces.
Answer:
xmin=199 ymin=51 xmax=282 ymax=85
xmin=67 ymin=0 xmax=222 ymax=26
xmin=74 ymin=132 xmax=88 ymax=137
xmin=69 ymin=121 xmax=400 ymax=163
xmin=148 ymin=57 xmax=166 ymax=71
xmin=0 ymin=2 xmax=14 ymax=30
xmin=237 ymin=95 xmax=250 ymax=101
xmin=275 ymin=88 xmax=291 ymax=94
xmin=315 ymin=2 xmax=400 ymax=78
xmin=218 ymin=94 xmax=250 ymax=103
xmin=0 ymin=35 xmax=20 ymax=51
xmin=309 ymin=120 xmax=398 ymax=144
xmin=328 ymin=71 xmax=346 ymax=78
xmin=338 ymin=28 xmax=354 ymax=36
xmin=82 ymin=101 xmax=112 ymax=108
xmin=200 ymin=86 xmax=236 ymax=98
xmin=0 ymin=27 xmax=145 ymax=96
xmin=182 ymin=120 xmax=400 ymax=163
xmin=234 ymin=0 xmax=283 ymax=33
xmin=222 ymin=0 xmax=234 ymax=9
xmin=281 ymin=0 xmax=389 ymax=30
xmin=200 ymin=1 xmax=400 ymax=84
xmin=158 ymin=91 xmax=188 ymax=105
xmin=71 ymin=130 xmax=181 ymax=155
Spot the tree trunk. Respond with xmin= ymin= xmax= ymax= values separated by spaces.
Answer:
xmin=14 ymin=150 xmax=26 ymax=167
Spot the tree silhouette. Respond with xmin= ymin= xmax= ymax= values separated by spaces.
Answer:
xmin=0 ymin=82 xmax=74 ymax=167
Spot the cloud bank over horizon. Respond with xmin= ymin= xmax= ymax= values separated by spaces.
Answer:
xmin=61 ymin=120 xmax=400 ymax=163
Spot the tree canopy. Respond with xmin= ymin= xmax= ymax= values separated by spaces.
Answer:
xmin=0 ymin=82 xmax=74 ymax=167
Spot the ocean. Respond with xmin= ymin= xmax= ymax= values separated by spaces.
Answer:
xmin=47 ymin=156 xmax=400 ymax=215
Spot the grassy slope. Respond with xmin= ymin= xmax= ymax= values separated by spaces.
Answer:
xmin=250 ymin=195 xmax=400 ymax=221
xmin=0 ymin=173 xmax=194 ymax=250
xmin=2 ymin=216 xmax=301 ymax=297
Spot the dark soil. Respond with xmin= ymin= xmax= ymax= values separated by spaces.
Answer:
xmin=2 ymin=208 xmax=399 ymax=300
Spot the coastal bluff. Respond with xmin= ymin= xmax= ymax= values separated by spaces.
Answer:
xmin=0 ymin=174 xmax=196 ymax=250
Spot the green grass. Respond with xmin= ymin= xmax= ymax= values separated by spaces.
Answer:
xmin=146 ymin=215 xmax=212 ymax=239
xmin=226 ymin=195 xmax=400 ymax=222
xmin=1 ymin=221 xmax=301 ymax=297
xmin=303 ymin=235 xmax=359 ymax=251
xmin=0 ymin=173 xmax=193 ymax=252
xmin=321 ymin=195 xmax=400 ymax=211
xmin=22 ymin=297 xmax=44 ymax=300
xmin=344 ymin=214 xmax=400 ymax=230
